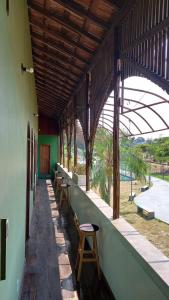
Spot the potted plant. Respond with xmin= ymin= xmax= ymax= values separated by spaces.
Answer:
xmin=72 ymin=164 xmax=86 ymax=186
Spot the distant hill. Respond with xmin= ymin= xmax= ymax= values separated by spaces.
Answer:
xmin=133 ymin=137 xmax=145 ymax=145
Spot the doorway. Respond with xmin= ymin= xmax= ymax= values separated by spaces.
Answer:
xmin=25 ymin=124 xmax=30 ymax=242
xmin=40 ymin=144 xmax=50 ymax=175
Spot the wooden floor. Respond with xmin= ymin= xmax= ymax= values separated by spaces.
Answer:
xmin=21 ymin=179 xmax=116 ymax=300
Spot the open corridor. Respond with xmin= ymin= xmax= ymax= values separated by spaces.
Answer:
xmin=21 ymin=180 xmax=115 ymax=300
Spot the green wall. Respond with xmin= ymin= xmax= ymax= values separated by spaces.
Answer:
xmin=0 ymin=1 xmax=37 ymax=299
xmin=38 ymin=135 xmax=58 ymax=178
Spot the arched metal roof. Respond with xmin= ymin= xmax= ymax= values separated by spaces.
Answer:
xmin=99 ymin=77 xmax=169 ymax=138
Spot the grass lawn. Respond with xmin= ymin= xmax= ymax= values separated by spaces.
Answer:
xmin=151 ymin=173 xmax=169 ymax=182
xmin=120 ymin=181 xmax=169 ymax=258
xmin=92 ymin=179 xmax=169 ymax=257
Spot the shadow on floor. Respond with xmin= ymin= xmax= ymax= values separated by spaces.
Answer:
xmin=21 ymin=179 xmax=116 ymax=300
xmin=54 ymin=181 xmax=116 ymax=300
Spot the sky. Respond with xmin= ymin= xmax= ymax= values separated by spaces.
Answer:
xmin=100 ymin=76 xmax=169 ymax=140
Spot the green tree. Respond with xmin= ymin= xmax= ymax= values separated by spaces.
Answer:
xmin=92 ymin=128 xmax=113 ymax=204
xmin=92 ymin=129 xmax=148 ymax=205
xmin=121 ymin=145 xmax=148 ymax=182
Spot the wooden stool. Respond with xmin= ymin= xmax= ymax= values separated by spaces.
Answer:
xmin=74 ymin=213 xmax=80 ymax=235
xmin=60 ymin=183 xmax=70 ymax=207
xmin=76 ymin=223 xmax=100 ymax=281
xmin=54 ymin=171 xmax=59 ymax=187
xmin=56 ymin=176 xmax=63 ymax=191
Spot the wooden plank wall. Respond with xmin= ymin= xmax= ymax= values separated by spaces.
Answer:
xmin=121 ymin=0 xmax=169 ymax=94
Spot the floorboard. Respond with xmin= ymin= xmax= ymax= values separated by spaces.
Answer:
xmin=21 ymin=179 xmax=116 ymax=300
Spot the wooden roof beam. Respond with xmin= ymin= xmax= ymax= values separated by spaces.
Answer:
xmin=53 ymin=0 xmax=109 ymax=30
xmin=32 ymin=52 xmax=80 ymax=77
xmin=32 ymin=32 xmax=88 ymax=64
xmin=36 ymin=75 xmax=68 ymax=93
xmin=38 ymin=103 xmax=63 ymax=116
xmin=35 ymin=76 xmax=71 ymax=97
xmin=36 ymin=86 xmax=68 ymax=103
xmin=38 ymin=96 xmax=58 ymax=110
xmin=35 ymin=70 xmax=73 ymax=91
xmin=30 ymin=19 xmax=93 ymax=55
xmin=61 ymin=0 xmax=135 ymax=111
xmin=36 ymin=82 xmax=69 ymax=100
xmin=32 ymin=36 xmax=88 ymax=69
xmin=36 ymin=82 xmax=68 ymax=98
xmin=34 ymin=65 xmax=75 ymax=88
xmin=32 ymin=46 xmax=83 ymax=72
xmin=33 ymin=58 xmax=78 ymax=83
xmin=36 ymin=78 xmax=71 ymax=98
xmin=37 ymin=93 xmax=66 ymax=107
xmin=28 ymin=2 xmax=100 ymax=44
xmin=38 ymin=101 xmax=65 ymax=112
xmin=103 ymin=0 xmax=121 ymax=9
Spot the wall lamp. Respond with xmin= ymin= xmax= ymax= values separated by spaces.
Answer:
xmin=33 ymin=113 xmax=39 ymax=117
xmin=21 ymin=63 xmax=34 ymax=74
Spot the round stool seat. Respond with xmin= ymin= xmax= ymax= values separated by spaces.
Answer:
xmin=60 ymin=183 xmax=67 ymax=188
xmin=79 ymin=223 xmax=99 ymax=232
xmin=56 ymin=171 xmax=62 ymax=175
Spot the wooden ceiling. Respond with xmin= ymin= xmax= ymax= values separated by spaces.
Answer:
xmin=28 ymin=0 xmax=126 ymax=119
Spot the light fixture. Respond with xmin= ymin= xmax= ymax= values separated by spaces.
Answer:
xmin=21 ymin=63 xmax=34 ymax=74
xmin=6 ymin=0 xmax=9 ymax=16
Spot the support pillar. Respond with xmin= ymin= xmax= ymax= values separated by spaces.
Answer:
xmin=85 ymin=72 xmax=91 ymax=191
xmin=63 ymin=130 xmax=65 ymax=167
xmin=66 ymin=122 xmax=72 ymax=172
xmin=74 ymin=118 xmax=77 ymax=168
xmin=66 ymin=126 xmax=69 ymax=171
xmin=59 ymin=127 xmax=63 ymax=165
xmin=113 ymin=28 xmax=121 ymax=219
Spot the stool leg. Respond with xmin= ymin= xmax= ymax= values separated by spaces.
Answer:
xmin=75 ymin=232 xmax=83 ymax=269
xmin=61 ymin=187 xmax=69 ymax=208
xmin=66 ymin=187 xmax=70 ymax=207
xmin=55 ymin=180 xmax=57 ymax=194
xmin=56 ymin=180 xmax=59 ymax=196
xmin=75 ymin=252 xmax=79 ymax=270
xmin=93 ymin=235 xmax=100 ymax=279
xmin=77 ymin=234 xmax=85 ymax=281
xmin=67 ymin=187 xmax=70 ymax=207
xmin=60 ymin=189 xmax=64 ymax=207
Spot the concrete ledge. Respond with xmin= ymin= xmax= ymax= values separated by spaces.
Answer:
xmin=58 ymin=164 xmax=169 ymax=300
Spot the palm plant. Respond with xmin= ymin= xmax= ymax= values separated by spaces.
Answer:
xmin=121 ymin=137 xmax=148 ymax=182
xmin=92 ymin=128 xmax=113 ymax=204
xmin=92 ymin=129 xmax=148 ymax=205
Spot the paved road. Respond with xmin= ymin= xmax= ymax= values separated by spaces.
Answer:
xmin=134 ymin=176 xmax=169 ymax=224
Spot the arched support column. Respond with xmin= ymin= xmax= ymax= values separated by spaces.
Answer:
xmin=63 ymin=130 xmax=65 ymax=167
xmin=113 ymin=28 xmax=121 ymax=220
xmin=85 ymin=72 xmax=91 ymax=191
xmin=59 ymin=123 xmax=63 ymax=165
xmin=74 ymin=117 xmax=77 ymax=168
xmin=66 ymin=119 xmax=73 ymax=172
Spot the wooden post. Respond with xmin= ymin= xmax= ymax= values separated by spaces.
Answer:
xmin=74 ymin=117 xmax=77 ymax=168
xmin=86 ymin=72 xmax=91 ymax=191
xmin=67 ymin=121 xmax=72 ymax=172
xmin=66 ymin=125 xmax=70 ymax=171
xmin=67 ymin=139 xmax=70 ymax=172
xmin=113 ymin=28 xmax=121 ymax=219
xmin=62 ymin=131 xmax=65 ymax=167
xmin=59 ymin=126 xmax=63 ymax=165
